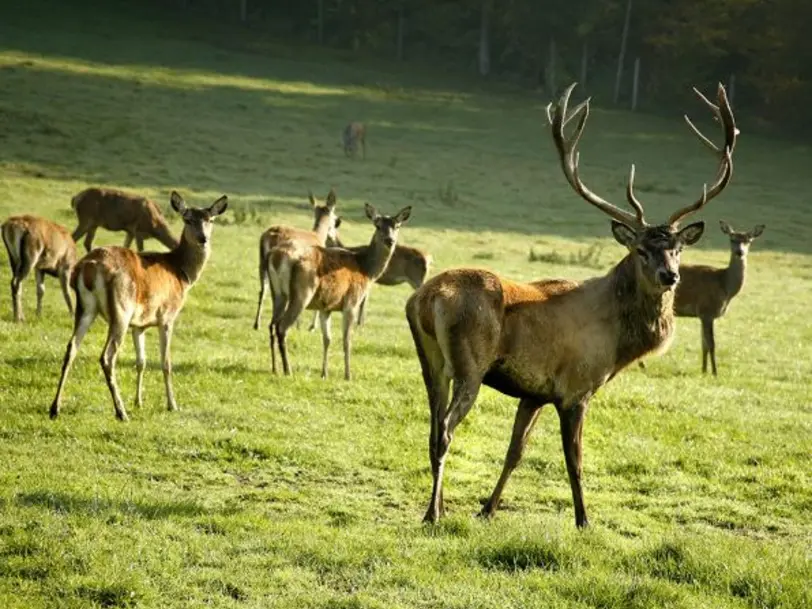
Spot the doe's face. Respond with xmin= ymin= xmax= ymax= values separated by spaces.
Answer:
xmin=611 ymin=220 xmax=705 ymax=292
xmin=170 ymin=192 xmax=228 ymax=247
xmin=364 ymin=203 xmax=412 ymax=249
xmin=720 ymin=221 xmax=765 ymax=258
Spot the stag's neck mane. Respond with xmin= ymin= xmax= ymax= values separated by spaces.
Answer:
xmin=610 ymin=254 xmax=676 ymax=369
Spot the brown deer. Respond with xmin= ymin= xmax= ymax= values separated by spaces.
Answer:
xmin=307 ymin=243 xmax=431 ymax=330
xmin=2 ymin=215 xmax=78 ymax=322
xmin=674 ymin=220 xmax=765 ymax=376
xmin=49 ymin=191 xmax=228 ymax=421
xmin=253 ymin=188 xmax=343 ymax=330
xmin=406 ymin=82 xmax=737 ymax=527
xmin=71 ymin=187 xmax=179 ymax=253
xmin=342 ymin=122 xmax=366 ymax=159
xmin=268 ymin=203 xmax=412 ymax=380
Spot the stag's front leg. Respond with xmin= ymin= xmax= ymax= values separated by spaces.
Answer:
xmin=480 ymin=398 xmax=543 ymax=518
xmin=159 ymin=322 xmax=178 ymax=411
xmin=558 ymin=400 xmax=590 ymax=528
xmin=132 ymin=327 xmax=146 ymax=408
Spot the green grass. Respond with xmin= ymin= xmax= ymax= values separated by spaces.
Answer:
xmin=0 ymin=3 xmax=810 ymax=608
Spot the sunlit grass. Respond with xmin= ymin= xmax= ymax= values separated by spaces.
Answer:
xmin=0 ymin=3 xmax=810 ymax=608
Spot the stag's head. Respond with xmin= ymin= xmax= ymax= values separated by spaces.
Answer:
xmin=364 ymin=203 xmax=412 ymax=250
xmin=309 ymin=187 xmax=342 ymax=245
xmin=170 ymin=191 xmax=228 ymax=248
xmin=719 ymin=220 xmax=764 ymax=259
xmin=548 ymin=82 xmax=738 ymax=294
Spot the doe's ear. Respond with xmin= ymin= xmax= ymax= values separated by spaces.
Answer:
xmin=334 ymin=216 xmax=343 ymax=229
xmin=610 ymin=220 xmax=637 ymax=248
xmin=170 ymin=191 xmax=186 ymax=214
xmin=308 ymin=190 xmax=317 ymax=207
xmin=750 ymin=224 xmax=765 ymax=238
xmin=325 ymin=188 xmax=337 ymax=209
xmin=208 ymin=195 xmax=228 ymax=217
xmin=364 ymin=203 xmax=379 ymax=222
xmin=678 ymin=221 xmax=705 ymax=246
xmin=719 ymin=220 xmax=732 ymax=235
xmin=394 ymin=206 xmax=412 ymax=225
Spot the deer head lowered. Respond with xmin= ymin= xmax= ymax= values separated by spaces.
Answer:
xmin=406 ymin=82 xmax=738 ymax=527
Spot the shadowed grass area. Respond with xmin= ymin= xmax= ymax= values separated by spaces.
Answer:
xmin=0 ymin=2 xmax=810 ymax=608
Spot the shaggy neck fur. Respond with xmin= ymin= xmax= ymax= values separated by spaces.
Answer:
xmin=724 ymin=251 xmax=747 ymax=300
xmin=612 ymin=254 xmax=675 ymax=369
xmin=167 ymin=231 xmax=211 ymax=286
xmin=358 ymin=235 xmax=395 ymax=282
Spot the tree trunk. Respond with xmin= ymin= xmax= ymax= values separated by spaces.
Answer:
xmin=478 ymin=0 xmax=491 ymax=76
xmin=614 ymin=0 xmax=632 ymax=105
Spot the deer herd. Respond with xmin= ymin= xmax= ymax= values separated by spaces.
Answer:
xmin=1 ymin=84 xmax=768 ymax=527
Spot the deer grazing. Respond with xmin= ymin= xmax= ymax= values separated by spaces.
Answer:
xmin=406 ymin=82 xmax=737 ymax=527
xmin=268 ymin=203 xmax=412 ymax=380
xmin=342 ymin=122 xmax=366 ymax=159
xmin=307 ymin=243 xmax=432 ymax=330
xmin=49 ymin=191 xmax=228 ymax=421
xmin=2 ymin=215 xmax=78 ymax=322
xmin=71 ymin=187 xmax=179 ymax=253
xmin=253 ymin=188 xmax=343 ymax=330
xmin=674 ymin=220 xmax=765 ymax=376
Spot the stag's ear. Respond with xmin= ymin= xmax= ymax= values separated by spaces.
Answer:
xmin=394 ymin=206 xmax=412 ymax=225
xmin=678 ymin=221 xmax=705 ymax=246
xmin=326 ymin=188 xmax=337 ymax=209
xmin=364 ymin=203 xmax=379 ymax=222
xmin=208 ymin=195 xmax=228 ymax=217
xmin=308 ymin=190 xmax=317 ymax=207
xmin=610 ymin=221 xmax=637 ymax=248
xmin=750 ymin=224 xmax=765 ymax=238
xmin=170 ymin=191 xmax=186 ymax=214
xmin=719 ymin=220 xmax=732 ymax=235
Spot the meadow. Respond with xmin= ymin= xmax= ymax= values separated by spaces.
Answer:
xmin=0 ymin=3 xmax=810 ymax=608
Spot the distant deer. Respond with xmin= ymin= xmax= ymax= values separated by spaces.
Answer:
xmin=674 ymin=220 xmax=765 ymax=376
xmin=49 ymin=191 xmax=228 ymax=421
xmin=253 ymin=188 xmax=343 ymax=330
xmin=406 ymin=83 xmax=738 ymax=527
xmin=2 ymin=215 xmax=78 ymax=322
xmin=268 ymin=203 xmax=412 ymax=380
xmin=342 ymin=122 xmax=366 ymax=159
xmin=307 ymin=244 xmax=431 ymax=330
xmin=71 ymin=187 xmax=179 ymax=253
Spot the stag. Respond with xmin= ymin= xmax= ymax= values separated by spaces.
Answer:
xmin=50 ymin=192 xmax=228 ymax=421
xmin=406 ymin=83 xmax=738 ymax=527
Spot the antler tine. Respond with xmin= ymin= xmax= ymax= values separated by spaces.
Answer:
xmin=549 ymin=82 xmax=646 ymax=228
xmin=668 ymin=83 xmax=738 ymax=226
xmin=625 ymin=164 xmax=646 ymax=226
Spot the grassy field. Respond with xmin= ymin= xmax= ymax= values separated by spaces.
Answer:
xmin=0 ymin=3 xmax=810 ymax=608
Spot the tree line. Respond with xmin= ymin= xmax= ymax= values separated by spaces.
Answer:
xmin=165 ymin=0 xmax=812 ymax=134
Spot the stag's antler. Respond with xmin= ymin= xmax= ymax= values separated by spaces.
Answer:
xmin=668 ymin=83 xmax=738 ymax=226
xmin=549 ymin=83 xmax=646 ymax=228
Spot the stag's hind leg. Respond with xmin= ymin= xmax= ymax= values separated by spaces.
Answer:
xmin=99 ymin=308 xmax=133 ymax=421
xmin=558 ymin=400 xmax=590 ymax=528
xmin=480 ymin=398 xmax=544 ymax=518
